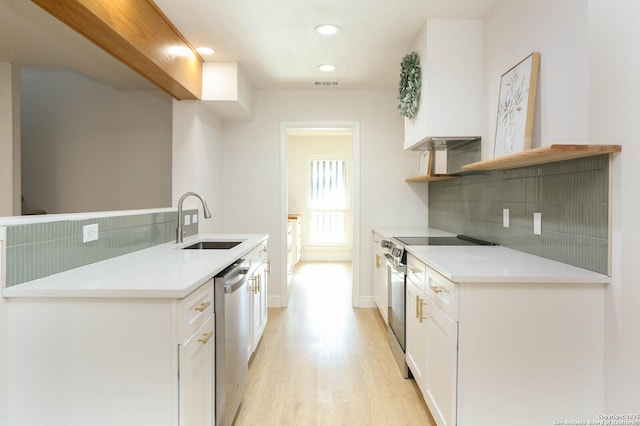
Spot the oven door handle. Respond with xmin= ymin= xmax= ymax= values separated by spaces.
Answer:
xmin=384 ymin=253 xmax=406 ymax=273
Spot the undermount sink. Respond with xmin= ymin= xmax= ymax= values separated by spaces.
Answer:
xmin=182 ymin=240 xmax=244 ymax=250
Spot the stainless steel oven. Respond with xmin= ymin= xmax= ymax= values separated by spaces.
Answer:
xmin=381 ymin=235 xmax=496 ymax=378
xmin=385 ymin=247 xmax=409 ymax=377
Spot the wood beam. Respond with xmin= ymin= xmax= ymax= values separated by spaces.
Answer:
xmin=32 ymin=0 xmax=202 ymax=100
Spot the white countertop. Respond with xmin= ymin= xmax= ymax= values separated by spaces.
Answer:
xmin=1 ymin=234 xmax=268 ymax=299
xmin=373 ymin=227 xmax=455 ymax=239
xmin=373 ymin=226 xmax=608 ymax=284
xmin=407 ymin=245 xmax=609 ymax=284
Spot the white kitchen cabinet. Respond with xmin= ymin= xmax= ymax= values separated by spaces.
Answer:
xmin=250 ymin=261 xmax=268 ymax=352
xmin=286 ymin=221 xmax=293 ymax=286
xmin=295 ymin=219 xmax=301 ymax=263
xmin=403 ymin=19 xmax=483 ymax=150
xmin=372 ymin=232 xmax=388 ymax=324
xmin=288 ymin=215 xmax=302 ymax=265
xmin=406 ymin=252 xmax=457 ymax=426
xmin=179 ymin=315 xmax=215 ymax=426
xmin=406 ymin=279 xmax=428 ymax=393
xmin=405 ymin=252 xmax=606 ymax=425
xmin=424 ymin=297 xmax=457 ymax=426
xmin=259 ymin=259 xmax=269 ymax=333
xmin=7 ymin=281 xmax=216 ymax=426
xmin=247 ymin=241 xmax=269 ymax=356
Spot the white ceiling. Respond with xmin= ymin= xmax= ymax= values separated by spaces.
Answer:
xmin=1 ymin=0 xmax=499 ymax=92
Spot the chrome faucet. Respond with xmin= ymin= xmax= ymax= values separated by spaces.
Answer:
xmin=176 ymin=191 xmax=212 ymax=243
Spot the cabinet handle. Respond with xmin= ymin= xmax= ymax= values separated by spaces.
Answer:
xmin=254 ymin=275 xmax=260 ymax=294
xmin=197 ymin=332 xmax=213 ymax=344
xmin=375 ymin=254 xmax=381 ymax=268
xmin=266 ymin=260 xmax=271 ymax=274
xmin=415 ymin=295 xmax=421 ymax=319
xmin=194 ymin=301 xmax=211 ymax=312
xmin=429 ymin=284 xmax=444 ymax=294
xmin=418 ymin=298 xmax=427 ymax=323
xmin=409 ymin=267 xmax=421 ymax=274
xmin=249 ymin=275 xmax=258 ymax=293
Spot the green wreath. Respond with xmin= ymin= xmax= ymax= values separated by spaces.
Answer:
xmin=398 ymin=51 xmax=422 ymax=119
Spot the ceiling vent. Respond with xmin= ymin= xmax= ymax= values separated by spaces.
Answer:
xmin=313 ymin=81 xmax=339 ymax=87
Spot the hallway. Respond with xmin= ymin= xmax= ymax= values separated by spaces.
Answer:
xmin=234 ymin=262 xmax=435 ymax=425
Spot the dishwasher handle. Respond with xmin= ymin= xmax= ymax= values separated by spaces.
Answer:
xmin=224 ymin=265 xmax=249 ymax=294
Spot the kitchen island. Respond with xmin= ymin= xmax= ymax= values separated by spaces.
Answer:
xmin=2 ymin=233 xmax=268 ymax=426
xmin=2 ymin=233 xmax=268 ymax=298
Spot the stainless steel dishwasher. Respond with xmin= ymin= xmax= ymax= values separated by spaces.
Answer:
xmin=214 ymin=260 xmax=249 ymax=426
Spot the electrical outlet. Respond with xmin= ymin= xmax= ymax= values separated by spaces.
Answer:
xmin=184 ymin=214 xmax=191 ymax=226
xmin=503 ymin=208 xmax=510 ymax=228
xmin=192 ymin=214 xmax=198 ymax=224
xmin=534 ymin=212 xmax=542 ymax=235
xmin=83 ymin=223 xmax=99 ymax=243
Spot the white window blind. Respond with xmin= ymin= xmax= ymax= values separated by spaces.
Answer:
xmin=309 ymin=160 xmax=347 ymax=244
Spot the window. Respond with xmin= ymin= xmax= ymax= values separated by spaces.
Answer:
xmin=309 ymin=160 xmax=347 ymax=244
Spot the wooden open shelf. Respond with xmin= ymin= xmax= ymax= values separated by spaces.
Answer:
xmin=461 ymin=144 xmax=621 ymax=172
xmin=405 ymin=174 xmax=458 ymax=183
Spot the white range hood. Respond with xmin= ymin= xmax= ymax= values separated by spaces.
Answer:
xmin=403 ymin=19 xmax=484 ymax=151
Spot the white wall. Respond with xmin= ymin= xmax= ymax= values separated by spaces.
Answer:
xmin=20 ymin=68 xmax=172 ymax=214
xmin=222 ymin=90 xmax=428 ymax=306
xmin=171 ymin=101 xmax=224 ymax=234
xmin=589 ymin=0 xmax=640 ymax=412
xmin=485 ymin=0 xmax=640 ymax=411
xmin=483 ymin=0 xmax=588 ymax=157
xmin=288 ymin=133 xmax=353 ymax=259
xmin=0 ymin=269 xmax=6 ymax=426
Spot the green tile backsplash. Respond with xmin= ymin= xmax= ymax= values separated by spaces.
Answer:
xmin=4 ymin=209 xmax=198 ymax=287
xmin=429 ymin=155 xmax=610 ymax=274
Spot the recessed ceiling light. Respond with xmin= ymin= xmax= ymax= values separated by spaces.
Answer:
xmin=314 ymin=24 xmax=341 ymax=35
xmin=196 ymin=47 xmax=215 ymax=55
xmin=318 ymin=64 xmax=336 ymax=72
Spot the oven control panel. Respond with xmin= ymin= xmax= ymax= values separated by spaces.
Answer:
xmin=381 ymin=239 xmax=406 ymax=266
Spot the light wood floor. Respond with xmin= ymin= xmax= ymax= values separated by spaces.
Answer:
xmin=234 ymin=262 xmax=436 ymax=426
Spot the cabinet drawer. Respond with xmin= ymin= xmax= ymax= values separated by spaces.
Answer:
xmin=178 ymin=315 xmax=215 ymax=426
xmin=425 ymin=267 xmax=458 ymax=321
xmin=178 ymin=281 xmax=214 ymax=344
xmin=406 ymin=254 xmax=426 ymax=292
xmin=246 ymin=241 xmax=268 ymax=270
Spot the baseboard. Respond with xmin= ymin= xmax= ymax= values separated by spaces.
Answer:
xmin=268 ymin=295 xmax=282 ymax=308
xmin=358 ymin=295 xmax=377 ymax=309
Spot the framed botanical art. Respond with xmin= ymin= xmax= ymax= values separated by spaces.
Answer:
xmin=493 ymin=52 xmax=540 ymax=158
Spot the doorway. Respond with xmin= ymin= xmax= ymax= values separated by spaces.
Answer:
xmin=280 ymin=121 xmax=360 ymax=308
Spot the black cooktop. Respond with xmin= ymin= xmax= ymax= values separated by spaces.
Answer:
xmin=394 ymin=235 xmax=497 ymax=246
